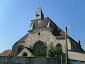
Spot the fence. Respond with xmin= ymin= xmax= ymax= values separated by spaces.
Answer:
xmin=0 ymin=56 xmax=61 ymax=64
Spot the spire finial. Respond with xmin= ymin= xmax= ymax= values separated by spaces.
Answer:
xmin=38 ymin=1 xmax=41 ymax=8
xmin=46 ymin=16 xmax=48 ymax=17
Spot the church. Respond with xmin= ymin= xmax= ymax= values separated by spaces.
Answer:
xmin=11 ymin=8 xmax=85 ymax=63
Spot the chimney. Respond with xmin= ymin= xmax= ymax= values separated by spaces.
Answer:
xmin=78 ymin=40 xmax=81 ymax=46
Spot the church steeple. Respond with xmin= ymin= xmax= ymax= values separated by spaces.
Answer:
xmin=30 ymin=8 xmax=44 ymax=30
xmin=31 ymin=8 xmax=44 ymax=21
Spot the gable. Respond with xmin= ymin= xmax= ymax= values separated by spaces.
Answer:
xmin=17 ymin=48 xmax=33 ymax=57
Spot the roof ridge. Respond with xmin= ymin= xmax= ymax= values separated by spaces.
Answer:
xmin=13 ymin=33 xmax=29 ymax=46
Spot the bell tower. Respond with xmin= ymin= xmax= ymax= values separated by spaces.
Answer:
xmin=30 ymin=8 xmax=44 ymax=30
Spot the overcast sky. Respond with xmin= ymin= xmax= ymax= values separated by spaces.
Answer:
xmin=0 ymin=0 xmax=85 ymax=53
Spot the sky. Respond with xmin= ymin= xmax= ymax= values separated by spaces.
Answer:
xmin=0 ymin=0 xmax=85 ymax=53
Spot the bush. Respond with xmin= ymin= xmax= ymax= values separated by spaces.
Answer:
xmin=34 ymin=42 xmax=62 ymax=57
xmin=34 ymin=42 xmax=47 ymax=57
xmin=48 ymin=46 xmax=62 ymax=57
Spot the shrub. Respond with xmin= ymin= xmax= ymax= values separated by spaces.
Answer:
xmin=34 ymin=42 xmax=47 ymax=57
xmin=48 ymin=46 xmax=62 ymax=57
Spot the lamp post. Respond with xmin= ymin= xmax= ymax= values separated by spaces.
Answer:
xmin=65 ymin=27 xmax=68 ymax=64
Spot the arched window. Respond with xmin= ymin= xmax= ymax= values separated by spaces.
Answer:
xmin=18 ymin=45 xmax=24 ymax=53
xmin=33 ymin=41 xmax=44 ymax=49
xmin=56 ymin=43 xmax=61 ymax=48
xmin=22 ymin=52 xmax=27 ymax=56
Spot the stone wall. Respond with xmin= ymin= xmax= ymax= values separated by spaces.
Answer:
xmin=68 ymin=51 xmax=85 ymax=61
xmin=0 ymin=56 xmax=58 ymax=64
xmin=0 ymin=56 xmax=85 ymax=64
xmin=23 ymin=28 xmax=69 ymax=53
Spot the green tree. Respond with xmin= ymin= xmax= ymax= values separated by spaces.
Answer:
xmin=34 ymin=42 xmax=47 ymax=57
xmin=48 ymin=46 xmax=62 ymax=57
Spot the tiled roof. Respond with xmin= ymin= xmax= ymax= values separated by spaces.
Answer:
xmin=19 ymin=33 xmax=29 ymax=41
xmin=35 ymin=17 xmax=49 ymax=28
xmin=36 ymin=17 xmax=70 ymax=38
xmin=0 ymin=49 xmax=12 ymax=56
xmin=13 ymin=33 xmax=29 ymax=46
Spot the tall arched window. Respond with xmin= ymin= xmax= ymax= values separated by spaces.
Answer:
xmin=18 ymin=45 xmax=24 ymax=53
xmin=33 ymin=41 xmax=44 ymax=49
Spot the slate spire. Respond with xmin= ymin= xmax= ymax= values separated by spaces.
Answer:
xmin=30 ymin=8 xmax=44 ymax=30
xmin=31 ymin=8 xmax=44 ymax=20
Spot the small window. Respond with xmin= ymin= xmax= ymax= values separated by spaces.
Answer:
xmin=38 ymin=32 xmax=40 ymax=35
xmin=22 ymin=52 xmax=27 ymax=56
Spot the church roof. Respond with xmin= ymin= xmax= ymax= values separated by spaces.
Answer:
xmin=36 ymin=17 xmax=70 ymax=38
xmin=31 ymin=8 xmax=44 ymax=20
xmin=19 ymin=33 xmax=29 ymax=41
xmin=35 ymin=17 xmax=49 ymax=28
xmin=14 ymin=33 xmax=29 ymax=45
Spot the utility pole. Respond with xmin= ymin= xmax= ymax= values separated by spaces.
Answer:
xmin=65 ymin=27 xmax=68 ymax=64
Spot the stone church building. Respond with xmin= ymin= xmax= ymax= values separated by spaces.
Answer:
xmin=11 ymin=8 xmax=85 ymax=62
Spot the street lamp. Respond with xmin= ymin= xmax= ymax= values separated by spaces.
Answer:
xmin=65 ymin=27 xmax=68 ymax=64
xmin=65 ymin=25 xmax=71 ymax=64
